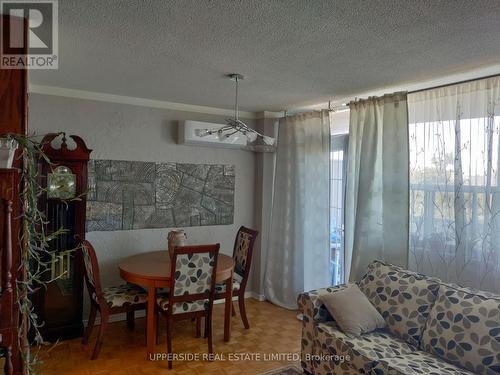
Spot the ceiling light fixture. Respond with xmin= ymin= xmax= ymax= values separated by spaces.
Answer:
xmin=195 ymin=74 xmax=275 ymax=146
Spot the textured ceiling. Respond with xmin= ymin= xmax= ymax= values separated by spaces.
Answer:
xmin=29 ymin=0 xmax=500 ymax=112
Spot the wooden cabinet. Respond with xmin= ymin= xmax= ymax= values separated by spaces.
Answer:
xmin=0 ymin=14 xmax=28 ymax=375
xmin=0 ymin=171 xmax=19 ymax=375
xmin=0 ymin=16 xmax=27 ymax=136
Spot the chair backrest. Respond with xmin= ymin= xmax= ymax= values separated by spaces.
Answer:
xmin=233 ymin=226 xmax=258 ymax=285
xmin=168 ymin=244 xmax=219 ymax=315
xmin=79 ymin=239 xmax=103 ymax=302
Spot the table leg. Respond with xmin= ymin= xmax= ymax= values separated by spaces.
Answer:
xmin=224 ymin=272 xmax=233 ymax=342
xmin=147 ymin=286 xmax=156 ymax=358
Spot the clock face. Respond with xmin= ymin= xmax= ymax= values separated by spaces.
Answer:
xmin=48 ymin=166 xmax=76 ymax=199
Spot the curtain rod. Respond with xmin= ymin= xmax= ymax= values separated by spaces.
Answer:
xmin=343 ymin=73 xmax=500 ymax=107
xmin=285 ymin=73 xmax=500 ymax=115
xmin=407 ymin=73 xmax=500 ymax=94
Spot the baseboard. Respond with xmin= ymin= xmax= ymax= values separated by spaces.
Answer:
xmin=247 ymin=291 xmax=266 ymax=301
xmin=85 ymin=292 xmax=265 ymax=325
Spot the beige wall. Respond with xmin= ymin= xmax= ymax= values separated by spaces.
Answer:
xmin=29 ymin=93 xmax=257 ymax=316
xmin=251 ymin=117 xmax=277 ymax=298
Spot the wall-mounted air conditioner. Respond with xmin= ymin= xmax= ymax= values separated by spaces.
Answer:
xmin=178 ymin=120 xmax=248 ymax=149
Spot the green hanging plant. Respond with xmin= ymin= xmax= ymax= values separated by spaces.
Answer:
xmin=4 ymin=133 xmax=83 ymax=374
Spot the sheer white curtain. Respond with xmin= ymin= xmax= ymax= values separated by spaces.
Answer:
xmin=345 ymin=93 xmax=409 ymax=281
xmin=264 ymin=111 xmax=330 ymax=309
xmin=408 ymin=77 xmax=500 ymax=293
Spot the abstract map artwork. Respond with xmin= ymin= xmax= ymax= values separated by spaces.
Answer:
xmin=86 ymin=159 xmax=235 ymax=232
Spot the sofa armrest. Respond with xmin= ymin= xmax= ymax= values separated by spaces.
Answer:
xmin=298 ymin=284 xmax=352 ymax=374
xmin=297 ymin=283 xmax=351 ymax=324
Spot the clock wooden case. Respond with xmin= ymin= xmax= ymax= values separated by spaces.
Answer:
xmin=34 ymin=133 xmax=92 ymax=341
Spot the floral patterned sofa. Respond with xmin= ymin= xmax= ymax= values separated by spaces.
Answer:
xmin=298 ymin=260 xmax=500 ymax=375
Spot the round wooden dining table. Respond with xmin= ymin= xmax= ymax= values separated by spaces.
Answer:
xmin=119 ymin=250 xmax=235 ymax=357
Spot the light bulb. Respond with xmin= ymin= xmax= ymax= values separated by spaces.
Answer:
xmin=195 ymin=129 xmax=209 ymax=137
xmin=263 ymin=136 xmax=275 ymax=146
xmin=218 ymin=132 xmax=230 ymax=141
xmin=247 ymin=132 xmax=258 ymax=142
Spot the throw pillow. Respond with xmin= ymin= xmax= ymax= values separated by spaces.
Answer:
xmin=320 ymin=283 xmax=386 ymax=337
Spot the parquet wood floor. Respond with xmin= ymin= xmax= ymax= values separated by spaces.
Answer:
xmin=35 ymin=299 xmax=302 ymax=375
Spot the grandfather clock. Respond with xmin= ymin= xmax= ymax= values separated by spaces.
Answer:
xmin=35 ymin=133 xmax=92 ymax=340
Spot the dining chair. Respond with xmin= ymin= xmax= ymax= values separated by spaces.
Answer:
xmin=79 ymin=239 xmax=148 ymax=359
xmin=156 ymin=244 xmax=220 ymax=369
xmin=215 ymin=226 xmax=258 ymax=329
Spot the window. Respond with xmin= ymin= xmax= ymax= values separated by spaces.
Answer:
xmin=329 ymin=110 xmax=349 ymax=285
xmin=408 ymin=77 xmax=500 ymax=293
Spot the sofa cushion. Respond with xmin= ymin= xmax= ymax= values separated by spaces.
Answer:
xmin=358 ymin=260 xmax=439 ymax=346
xmin=315 ymin=321 xmax=417 ymax=373
xmin=371 ymin=350 xmax=474 ymax=375
xmin=320 ymin=283 xmax=386 ymax=337
xmin=421 ymin=283 xmax=500 ymax=374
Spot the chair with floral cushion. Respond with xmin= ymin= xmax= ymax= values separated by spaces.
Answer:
xmin=79 ymin=240 xmax=147 ymax=360
xmin=215 ymin=226 xmax=258 ymax=329
xmin=156 ymin=244 xmax=219 ymax=369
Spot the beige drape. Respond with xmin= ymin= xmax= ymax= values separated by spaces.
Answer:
xmin=264 ymin=111 xmax=331 ymax=309
xmin=345 ymin=93 xmax=409 ymax=281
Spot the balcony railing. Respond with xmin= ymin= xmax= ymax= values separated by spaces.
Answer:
xmin=410 ymin=182 xmax=500 ymax=259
